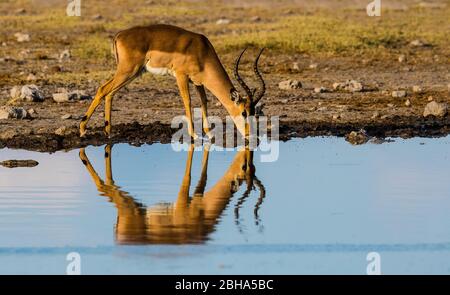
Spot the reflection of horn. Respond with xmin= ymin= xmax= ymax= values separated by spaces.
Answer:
xmin=253 ymin=176 xmax=266 ymax=228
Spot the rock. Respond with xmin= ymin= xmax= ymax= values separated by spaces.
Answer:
xmin=309 ymin=63 xmax=318 ymax=69
xmin=0 ymin=160 xmax=39 ymax=168
xmin=428 ymin=95 xmax=434 ymax=102
xmin=10 ymin=85 xmax=44 ymax=102
xmin=387 ymin=103 xmax=394 ymax=108
xmin=423 ymin=101 xmax=448 ymax=117
xmin=332 ymin=114 xmax=340 ymax=120
xmin=55 ymin=126 xmax=68 ymax=136
xmin=405 ymin=99 xmax=411 ymax=107
xmin=381 ymin=90 xmax=390 ymax=95
xmin=333 ymin=80 xmax=363 ymax=92
xmin=292 ymin=62 xmax=300 ymax=71
xmin=278 ymin=80 xmax=302 ymax=90
xmin=371 ymin=111 xmax=380 ymax=119
xmin=26 ymin=73 xmax=37 ymax=81
xmin=59 ymin=49 xmax=71 ymax=60
xmin=412 ymin=85 xmax=423 ymax=93
xmin=216 ymin=18 xmax=231 ymax=25
xmin=53 ymin=89 xmax=91 ymax=103
xmin=0 ymin=106 xmax=29 ymax=120
xmin=14 ymin=32 xmax=30 ymax=42
xmin=15 ymin=8 xmax=26 ymax=15
xmin=392 ymin=90 xmax=407 ymax=98
xmin=61 ymin=114 xmax=72 ymax=120
xmin=345 ymin=130 xmax=370 ymax=145
xmin=28 ymin=108 xmax=36 ymax=115
xmin=398 ymin=54 xmax=406 ymax=63
xmin=410 ymin=39 xmax=427 ymax=47
xmin=280 ymin=99 xmax=289 ymax=104
xmin=314 ymin=87 xmax=327 ymax=93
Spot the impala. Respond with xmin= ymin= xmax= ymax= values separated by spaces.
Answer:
xmin=79 ymin=24 xmax=266 ymax=139
xmin=79 ymin=144 xmax=266 ymax=244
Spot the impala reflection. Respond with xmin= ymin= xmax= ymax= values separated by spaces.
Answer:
xmin=79 ymin=144 xmax=266 ymax=244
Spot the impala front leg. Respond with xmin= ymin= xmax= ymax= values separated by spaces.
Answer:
xmin=176 ymin=73 xmax=198 ymax=140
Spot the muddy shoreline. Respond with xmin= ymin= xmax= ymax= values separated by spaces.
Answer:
xmin=1 ymin=116 xmax=449 ymax=153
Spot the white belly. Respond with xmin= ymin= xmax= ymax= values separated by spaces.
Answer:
xmin=145 ymin=61 xmax=174 ymax=76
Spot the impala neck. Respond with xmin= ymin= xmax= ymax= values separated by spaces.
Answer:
xmin=202 ymin=60 xmax=246 ymax=136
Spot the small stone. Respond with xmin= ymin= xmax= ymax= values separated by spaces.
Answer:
xmin=428 ymin=96 xmax=434 ymax=102
xmin=59 ymin=49 xmax=71 ymax=60
xmin=332 ymin=114 xmax=340 ymax=120
xmin=333 ymin=80 xmax=363 ymax=92
xmin=0 ymin=106 xmax=29 ymax=120
xmin=380 ymin=115 xmax=389 ymax=120
xmin=410 ymin=39 xmax=427 ymax=47
xmin=412 ymin=85 xmax=423 ymax=93
xmin=0 ymin=160 xmax=39 ymax=168
xmin=15 ymin=8 xmax=26 ymax=15
xmin=423 ymin=101 xmax=448 ymax=117
xmin=216 ymin=18 xmax=231 ymax=25
xmin=314 ymin=87 xmax=327 ymax=93
xmin=280 ymin=99 xmax=289 ymax=104
xmin=309 ymin=63 xmax=318 ymax=69
xmin=10 ymin=85 xmax=44 ymax=102
xmin=278 ymin=80 xmax=302 ymax=90
xmin=55 ymin=126 xmax=68 ymax=136
xmin=371 ymin=111 xmax=380 ymax=119
xmin=405 ymin=99 xmax=411 ymax=107
xmin=381 ymin=90 xmax=390 ymax=95
xmin=392 ymin=90 xmax=407 ymax=98
xmin=28 ymin=108 xmax=36 ymax=115
xmin=14 ymin=32 xmax=30 ymax=42
xmin=53 ymin=89 xmax=91 ymax=103
xmin=398 ymin=54 xmax=406 ymax=63
xmin=26 ymin=73 xmax=37 ymax=81
xmin=345 ymin=130 xmax=370 ymax=145
xmin=387 ymin=103 xmax=394 ymax=108
xmin=292 ymin=62 xmax=300 ymax=71
xmin=61 ymin=114 xmax=72 ymax=120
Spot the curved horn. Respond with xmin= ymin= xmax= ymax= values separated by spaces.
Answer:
xmin=253 ymin=48 xmax=266 ymax=105
xmin=234 ymin=48 xmax=253 ymax=99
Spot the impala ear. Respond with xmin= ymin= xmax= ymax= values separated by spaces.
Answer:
xmin=230 ymin=88 xmax=241 ymax=102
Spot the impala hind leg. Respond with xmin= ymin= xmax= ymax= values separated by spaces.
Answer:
xmin=79 ymin=65 xmax=143 ymax=138
xmin=176 ymin=73 xmax=198 ymax=140
xmin=195 ymin=85 xmax=210 ymax=136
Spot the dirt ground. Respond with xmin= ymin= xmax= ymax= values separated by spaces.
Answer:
xmin=0 ymin=0 xmax=449 ymax=152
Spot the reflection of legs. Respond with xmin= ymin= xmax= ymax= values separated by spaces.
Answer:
xmin=104 ymin=145 xmax=114 ymax=186
xmin=194 ymin=144 xmax=210 ymax=197
xmin=176 ymin=74 xmax=197 ymax=140
xmin=177 ymin=144 xmax=194 ymax=204
xmin=195 ymin=85 xmax=210 ymax=136
xmin=79 ymin=148 xmax=104 ymax=187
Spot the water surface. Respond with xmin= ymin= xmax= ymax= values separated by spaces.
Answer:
xmin=1 ymin=137 xmax=450 ymax=274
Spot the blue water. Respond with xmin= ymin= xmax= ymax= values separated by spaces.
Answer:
xmin=0 ymin=137 xmax=450 ymax=274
